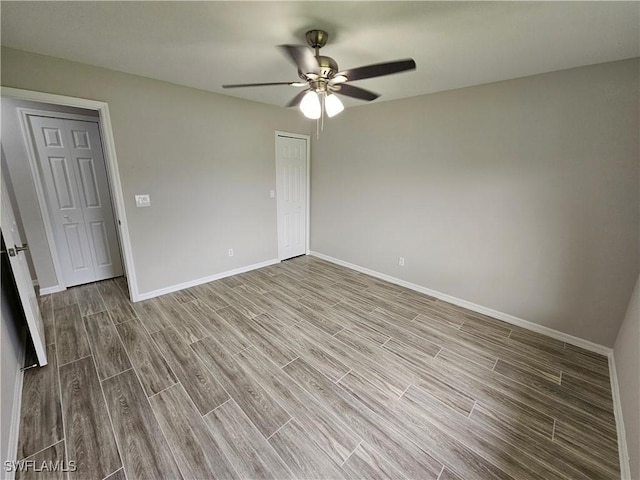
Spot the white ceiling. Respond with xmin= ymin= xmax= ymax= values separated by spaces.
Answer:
xmin=2 ymin=1 xmax=639 ymax=109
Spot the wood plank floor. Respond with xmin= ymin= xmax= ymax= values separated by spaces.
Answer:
xmin=16 ymin=256 xmax=620 ymax=480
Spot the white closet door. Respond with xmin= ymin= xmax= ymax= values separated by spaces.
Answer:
xmin=276 ymin=135 xmax=307 ymax=260
xmin=29 ymin=115 xmax=122 ymax=287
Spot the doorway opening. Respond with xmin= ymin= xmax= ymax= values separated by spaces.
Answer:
xmin=1 ymin=87 xmax=138 ymax=301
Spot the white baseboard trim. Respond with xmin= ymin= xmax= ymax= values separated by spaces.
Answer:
xmin=135 ymin=259 xmax=280 ymax=302
xmin=5 ymin=339 xmax=26 ymax=479
xmin=309 ymin=251 xmax=613 ymax=356
xmin=38 ymin=285 xmax=65 ymax=296
xmin=608 ymin=353 xmax=632 ymax=479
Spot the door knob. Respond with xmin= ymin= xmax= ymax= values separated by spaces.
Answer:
xmin=15 ymin=243 xmax=28 ymax=253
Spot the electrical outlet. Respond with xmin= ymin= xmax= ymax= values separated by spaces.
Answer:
xmin=228 ymin=249 xmax=234 ymax=257
xmin=398 ymin=257 xmax=405 ymax=267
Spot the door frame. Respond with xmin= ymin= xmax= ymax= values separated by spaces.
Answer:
xmin=1 ymin=87 xmax=139 ymax=302
xmin=275 ymin=131 xmax=311 ymax=260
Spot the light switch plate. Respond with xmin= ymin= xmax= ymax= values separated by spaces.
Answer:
xmin=135 ymin=194 xmax=151 ymax=207
xmin=270 ymin=190 xmax=275 ymax=198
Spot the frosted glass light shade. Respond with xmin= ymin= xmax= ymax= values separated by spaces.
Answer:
xmin=300 ymin=91 xmax=321 ymax=119
xmin=325 ymin=94 xmax=344 ymax=117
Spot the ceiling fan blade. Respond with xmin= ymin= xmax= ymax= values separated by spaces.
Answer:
xmin=337 ymin=59 xmax=416 ymax=82
xmin=222 ymin=81 xmax=306 ymax=88
xmin=285 ymin=89 xmax=309 ymax=108
xmin=279 ymin=45 xmax=320 ymax=76
xmin=335 ymin=84 xmax=379 ymax=102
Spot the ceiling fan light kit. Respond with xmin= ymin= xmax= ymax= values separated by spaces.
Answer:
xmin=222 ymin=29 xmax=416 ymax=131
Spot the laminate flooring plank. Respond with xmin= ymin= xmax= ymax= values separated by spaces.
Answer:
xmin=248 ymin=291 xmax=303 ymax=327
xmin=358 ymin=308 xmax=443 ymax=360
xmin=191 ymin=336 xmax=291 ymax=438
xmin=561 ymin=371 xmax=613 ymax=405
xmin=39 ymin=294 xmax=55 ymax=345
xmin=102 ymin=369 xmax=182 ymax=480
xmin=553 ymin=420 xmax=620 ymax=473
xmin=437 ymin=345 xmax=616 ymax=439
xmin=494 ymin=359 xmax=615 ymax=418
xmin=235 ymin=346 xmax=362 ymax=464
xmin=298 ymin=323 xmax=411 ymax=398
xmin=115 ymin=319 xmax=177 ymax=396
xmin=113 ymin=276 xmax=129 ymax=296
xmin=151 ymin=327 xmax=229 ymax=415
xmin=328 ymin=302 xmax=394 ymax=345
xmin=16 ymin=440 xmax=66 ymax=480
xmin=268 ymin=418 xmax=348 ymax=479
xmin=470 ymin=402 xmax=617 ymax=480
xmin=96 ymin=280 xmax=136 ymax=324
xmin=401 ymin=385 xmax=559 ymax=480
xmin=155 ymin=296 xmax=210 ymax=344
xmin=149 ymin=383 xmax=238 ymax=480
xmin=459 ymin=316 xmax=512 ymax=342
xmin=431 ymin=348 xmax=556 ymax=439
xmin=338 ymin=371 xmax=513 ymax=480
xmin=283 ymin=358 xmax=443 ymax=480
xmin=346 ymin=290 xmax=418 ymax=321
xmin=267 ymin=273 xmax=310 ymax=298
xmin=166 ymin=288 xmax=197 ymax=304
xmin=438 ymin=468 xmax=464 ymax=480
xmin=74 ymin=283 xmax=106 ymax=317
xmin=17 ymin=344 xmax=63 ymax=459
xmin=433 ymin=322 xmax=565 ymax=385
xmin=104 ymin=468 xmax=127 ymax=480
xmin=59 ymin=356 xmax=121 ymax=480
xmin=203 ymin=400 xmax=293 ymax=480
xmin=340 ymin=441 xmax=408 ymax=480
xmin=217 ymin=274 xmax=243 ymax=288
xmin=207 ymin=282 xmax=265 ymax=318
xmin=84 ymin=311 xmax=132 ymax=380
xmin=54 ymin=304 xmax=91 ymax=366
xmin=51 ymin=288 xmax=77 ymax=309
xmin=362 ymin=335 xmax=476 ymax=416
xmin=131 ymin=298 xmax=173 ymax=334
xmin=190 ymin=283 xmax=229 ymax=310
xmin=181 ymin=300 xmax=250 ymax=354
xmin=268 ymin=321 xmax=351 ymax=382
xmin=216 ymin=307 xmax=297 ymax=367
xmin=300 ymin=289 xmax=344 ymax=307
xmin=235 ymin=270 xmax=274 ymax=295
xmin=404 ymin=312 xmax=498 ymax=369
xmin=268 ymin=290 xmax=343 ymax=336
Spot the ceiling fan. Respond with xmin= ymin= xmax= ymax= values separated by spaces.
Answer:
xmin=222 ymin=29 xmax=416 ymax=120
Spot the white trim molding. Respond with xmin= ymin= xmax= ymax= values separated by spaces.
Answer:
xmin=309 ymin=250 xmax=613 ymax=356
xmin=136 ymin=258 xmax=280 ymax=301
xmin=1 ymin=86 xmax=140 ymax=302
xmin=5 ymin=341 xmax=26 ymax=480
xmin=608 ymin=353 xmax=632 ymax=479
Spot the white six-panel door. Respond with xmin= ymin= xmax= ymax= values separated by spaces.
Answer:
xmin=276 ymin=134 xmax=308 ymax=260
xmin=29 ymin=115 xmax=123 ymax=287
xmin=1 ymin=173 xmax=47 ymax=365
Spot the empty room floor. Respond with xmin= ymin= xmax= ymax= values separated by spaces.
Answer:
xmin=15 ymin=255 xmax=619 ymax=480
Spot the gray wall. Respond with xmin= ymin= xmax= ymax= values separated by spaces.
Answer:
xmin=1 ymin=244 xmax=26 ymax=476
xmin=614 ymin=275 xmax=639 ymax=479
xmin=311 ymin=59 xmax=639 ymax=347
xmin=2 ymin=99 xmax=98 ymax=288
xmin=2 ymin=47 xmax=308 ymax=295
